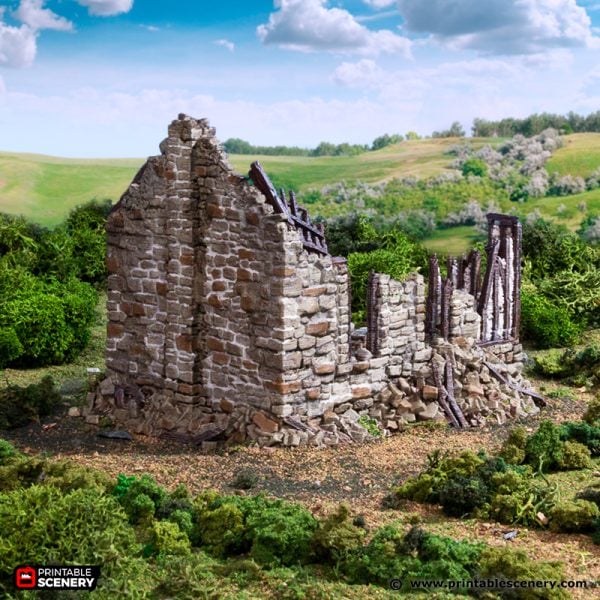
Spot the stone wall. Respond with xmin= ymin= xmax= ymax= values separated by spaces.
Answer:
xmin=91 ymin=114 xmax=541 ymax=447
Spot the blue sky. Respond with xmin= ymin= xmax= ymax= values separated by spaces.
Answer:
xmin=0 ymin=0 xmax=599 ymax=157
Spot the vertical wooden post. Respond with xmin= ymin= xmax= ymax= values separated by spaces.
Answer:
xmin=366 ymin=271 xmax=379 ymax=355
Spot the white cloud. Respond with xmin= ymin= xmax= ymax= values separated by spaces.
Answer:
xmin=0 ymin=75 xmax=6 ymax=94
xmin=257 ymin=0 xmax=411 ymax=57
xmin=14 ymin=0 xmax=73 ymax=32
xmin=214 ymin=38 xmax=235 ymax=52
xmin=75 ymin=0 xmax=134 ymax=17
xmin=141 ymin=25 xmax=159 ymax=32
xmin=0 ymin=19 xmax=37 ymax=67
xmin=397 ymin=0 xmax=599 ymax=55
xmin=362 ymin=0 xmax=396 ymax=7
xmin=332 ymin=59 xmax=383 ymax=87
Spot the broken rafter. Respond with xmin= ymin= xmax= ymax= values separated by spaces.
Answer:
xmin=432 ymin=360 xmax=461 ymax=428
xmin=248 ymin=161 xmax=329 ymax=255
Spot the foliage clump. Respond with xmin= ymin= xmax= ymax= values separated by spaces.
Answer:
xmin=499 ymin=426 xmax=528 ymax=465
xmin=477 ymin=547 xmax=568 ymax=599
xmin=524 ymin=420 xmax=564 ymax=472
xmin=556 ymin=441 xmax=593 ymax=470
xmin=312 ymin=503 xmax=366 ymax=565
xmin=549 ymin=499 xmax=600 ymax=533
xmin=0 ymin=375 xmax=62 ymax=429
xmin=583 ymin=395 xmax=600 ymax=426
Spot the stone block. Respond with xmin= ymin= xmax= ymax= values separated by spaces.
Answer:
xmin=252 ymin=412 xmax=279 ymax=433
xmin=306 ymin=321 xmax=330 ymax=336
xmin=422 ymin=385 xmax=438 ymax=401
xmin=351 ymin=385 xmax=371 ymax=399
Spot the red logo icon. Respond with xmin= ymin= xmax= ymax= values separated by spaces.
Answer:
xmin=15 ymin=566 xmax=36 ymax=589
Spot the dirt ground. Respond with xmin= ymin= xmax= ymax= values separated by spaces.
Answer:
xmin=2 ymin=386 xmax=599 ymax=593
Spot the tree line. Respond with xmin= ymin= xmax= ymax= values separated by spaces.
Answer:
xmin=224 ymin=110 xmax=600 ymax=157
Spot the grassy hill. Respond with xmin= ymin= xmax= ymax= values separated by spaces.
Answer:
xmin=0 ymin=152 xmax=142 ymax=227
xmin=0 ymin=137 xmax=495 ymax=227
xmin=0 ymin=134 xmax=598 ymax=241
xmin=546 ymin=133 xmax=600 ymax=178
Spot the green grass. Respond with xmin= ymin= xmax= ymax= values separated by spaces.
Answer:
xmin=0 ymin=152 xmax=142 ymax=227
xmin=546 ymin=133 xmax=600 ymax=178
xmin=228 ymin=136 xmax=500 ymax=192
xmin=421 ymin=226 xmax=484 ymax=256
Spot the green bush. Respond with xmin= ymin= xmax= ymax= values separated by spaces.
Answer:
xmin=583 ymin=396 xmax=600 ymax=426
xmin=477 ymin=547 xmax=568 ymax=599
xmin=0 ymin=484 xmax=150 ymax=596
xmin=499 ymin=426 xmax=528 ymax=465
xmin=147 ymin=521 xmax=191 ymax=557
xmin=312 ymin=504 xmax=366 ymax=564
xmin=462 ymin=157 xmax=488 ymax=178
xmin=556 ymin=441 xmax=593 ymax=470
xmin=524 ymin=421 xmax=564 ymax=472
xmin=196 ymin=499 xmax=247 ymax=557
xmin=64 ymin=198 xmax=111 ymax=285
xmin=348 ymin=232 xmax=427 ymax=325
xmin=0 ymin=279 xmax=97 ymax=367
xmin=550 ymin=499 xmax=600 ymax=533
xmin=343 ymin=526 xmax=483 ymax=589
xmin=521 ymin=289 xmax=582 ymax=349
xmin=439 ymin=476 xmax=489 ymax=517
xmin=0 ymin=375 xmax=62 ymax=429
xmin=118 ymin=474 xmax=168 ymax=524
xmin=558 ymin=421 xmax=600 ymax=456
xmin=246 ymin=499 xmax=318 ymax=567
xmin=343 ymin=524 xmax=414 ymax=586
xmin=0 ymin=438 xmax=17 ymax=463
xmin=0 ymin=327 xmax=22 ymax=368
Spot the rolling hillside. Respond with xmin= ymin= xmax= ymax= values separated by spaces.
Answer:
xmin=0 ymin=137 xmax=495 ymax=226
xmin=0 ymin=152 xmax=143 ymax=227
xmin=0 ymin=134 xmax=598 ymax=240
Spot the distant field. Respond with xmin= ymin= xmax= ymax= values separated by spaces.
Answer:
xmin=422 ymin=226 xmax=484 ymax=256
xmin=546 ymin=133 xmax=600 ymax=178
xmin=228 ymin=137 xmax=500 ymax=191
xmin=0 ymin=133 xmax=598 ymax=231
xmin=0 ymin=152 xmax=142 ymax=227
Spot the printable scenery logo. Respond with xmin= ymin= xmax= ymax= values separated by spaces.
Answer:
xmin=14 ymin=566 xmax=100 ymax=591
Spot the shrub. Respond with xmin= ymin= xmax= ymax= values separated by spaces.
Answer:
xmin=64 ymin=198 xmax=112 ymax=285
xmin=0 ymin=375 xmax=62 ymax=429
xmin=0 ymin=327 xmax=23 ymax=368
xmin=477 ymin=547 xmax=568 ymax=599
xmin=347 ymin=231 xmax=427 ymax=325
xmin=461 ymin=157 xmax=488 ymax=178
xmin=0 ymin=484 xmax=149 ymax=596
xmin=576 ymin=485 xmax=600 ymax=508
xmin=342 ymin=524 xmax=414 ymax=586
xmin=312 ymin=504 xmax=366 ymax=564
xmin=197 ymin=500 xmax=246 ymax=557
xmin=558 ymin=421 xmax=600 ymax=456
xmin=487 ymin=469 xmax=550 ymax=526
xmin=521 ymin=289 xmax=582 ymax=349
xmin=148 ymin=520 xmax=191 ymax=557
xmin=246 ymin=499 xmax=318 ymax=567
xmin=550 ymin=499 xmax=600 ymax=533
xmin=525 ymin=421 xmax=564 ymax=472
xmin=118 ymin=473 xmax=168 ymax=524
xmin=439 ymin=476 xmax=489 ymax=517
xmin=583 ymin=396 xmax=600 ymax=426
xmin=0 ymin=279 xmax=97 ymax=367
xmin=556 ymin=441 xmax=593 ymax=470
xmin=499 ymin=426 xmax=528 ymax=465
xmin=0 ymin=438 xmax=17 ymax=463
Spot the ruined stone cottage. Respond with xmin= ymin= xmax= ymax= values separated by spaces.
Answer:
xmin=92 ymin=114 xmax=544 ymax=447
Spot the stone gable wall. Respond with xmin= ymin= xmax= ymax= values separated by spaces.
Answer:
xmin=92 ymin=114 xmax=540 ymax=447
